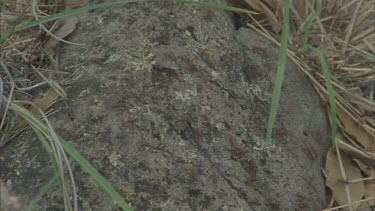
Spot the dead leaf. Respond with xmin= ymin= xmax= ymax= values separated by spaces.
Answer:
xmin=336 ymin=136 xmax=375 ymax=167
xmin=325 ymin=146 xmax=366 ymax=210
xmin=353 ymin=159 xmax=375 ymax=177
xmin=364 ymin=180 xmax=375 ymax=206
xmin=336 ymin=105 xmax=375 ymax=153
xmin=43 ymin=15 xmax=79 ymax=56
xmin=0 ymin=89 xmax=60 ymax=148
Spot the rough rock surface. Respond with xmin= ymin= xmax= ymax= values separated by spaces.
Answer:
xmin=0 ymin=2 xmax=331 ymax=210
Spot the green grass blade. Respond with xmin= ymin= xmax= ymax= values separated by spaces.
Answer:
xmin=31 ymin=124 xmax=62 ymax=180
xmin=356 ymin=50 xmax=375 ymax=62
xmin=0 ymin=0 xmax=254 ymax=42
xmin=15 ymin=0 xmax=151 ymax=31
xmin=176 ymin=0 xmax=256 ymax=14
xmin=10 ymin=102 xmax=133 ymax=211
xmin=0 ymin=0 xmax=255 ymax=42
xmin=308 ymin=45 xmax=337 ymax=144
xmin=24 ymin=174 xmax=59 ymax=211
xmin=55 ymin=135 xmax=133 ymax=211
xmin=265 ymin=0 xmax=291 ymax=146
xmin=300 ymin=8 xmax=322 ymax=52
xmin=26 ymin=124 xmax=65 ymax=210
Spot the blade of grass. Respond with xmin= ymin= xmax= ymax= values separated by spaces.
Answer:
xmin=265 ymin=0 xmax=290 ymax=146
xmin=24 ymin=174 xmax=59 ymax=211
xmin=0 ymin=0 xmax=152 ymax=42
xmin=55 ymin=135 xmax=132 ymax=210
xmin=39 ymin=109 xmax=77 ymax=211
xmin=308 ymin=45 xmax=337 ymax=144
xmin=9 ymin=105 xmax=71 ymax=210
xmin=300 ymin=8 xmax=322 ymax=52
xmin=175 ymin=0 xmax=257 ymax=14
xmin=0 ymin=0 xmax=255 ymax=42
xmin=30 ymin=124 xmax=68 ymax=210
xmin=10 ymin=102 xmax=133 ymax=211
xmin=354 ymin=49 xmax=375 ymax=62
xmin=31 ymin=124 xmax=64 ymax=193
xmin=14 ymin=0 xmax=150 ymax=32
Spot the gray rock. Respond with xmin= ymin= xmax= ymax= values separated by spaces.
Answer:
xmin=0 ymin=2 xmax=331 ymax=210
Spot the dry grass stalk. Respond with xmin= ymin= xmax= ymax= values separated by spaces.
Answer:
xmin=1 ymin=1 xmax=76 ymax=210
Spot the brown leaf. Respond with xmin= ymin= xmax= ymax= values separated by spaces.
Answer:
xmin=0 ymin=89 xmax=60 ymax=148
xmin=336 ymin=105 xmax=375 ymax=153
xmin=364 ymin=180 xmax=375 ymax=206
xmin=336 ymin=136 xmax=375 ymax=167
xmin=43 ymin=16 xmax=79 ymax=56
xmin=353 ymin=159 xmax=375 ymax=177
xmin=325 ymin=146 xmax=365 ymax=209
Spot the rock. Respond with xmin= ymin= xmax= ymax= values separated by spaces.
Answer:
xmin=0 ymin=2 xmax=330 ymax=210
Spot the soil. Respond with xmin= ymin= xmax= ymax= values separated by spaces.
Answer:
xmin=0 ymin=2 xmax=331 ymax=210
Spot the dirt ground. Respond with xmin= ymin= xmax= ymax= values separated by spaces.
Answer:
xmin=0 ymin=2 xmax=332 ymax=210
